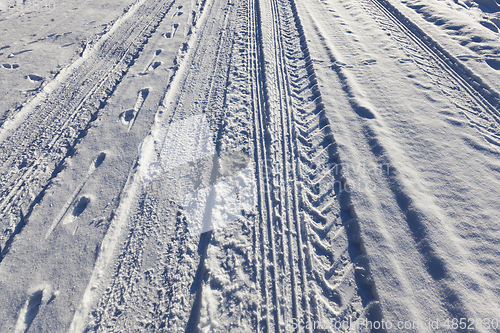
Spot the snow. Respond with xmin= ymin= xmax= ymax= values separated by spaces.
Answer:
xmin=1 ymin=0 xmax=500 ymax=331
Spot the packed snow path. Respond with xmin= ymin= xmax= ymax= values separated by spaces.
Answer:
xmin=1 ymin=0 xmax=500 ymax=332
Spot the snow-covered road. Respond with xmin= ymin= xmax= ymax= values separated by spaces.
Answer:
xmin=1 ymin=0 xmax=500 ymax=332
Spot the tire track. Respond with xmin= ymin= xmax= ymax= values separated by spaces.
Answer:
xmin=332 ymin=0 xmax=500 ymax=325
xmin=0 ymin=0 xmax=176 ymax=258
xmin=266 ymin=0 xmax=309 ymax=330
xmin=79 ymin=0 xmax=239 ymax=330
xmin=194 ymin=1 xmax=261 ymax=330
xmin=249 ymin=0 xmax=279 ymax=330
xmin=284 ymin=0 xmax=381 ymax=330
xmin=300 ymin=0 xmax=498 ymax=328
xmin=359 ymin=0 xmax=500 ymax=146
xmin=253 ymin=0 xmax=381 ymax=331
xmin=68 ymin=0 xmax=384 ymax=330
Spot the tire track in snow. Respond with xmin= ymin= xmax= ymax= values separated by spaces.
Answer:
xmin=262 ymin=0 xmax=309 ymax=329
xmin=71 ymin=0 xmax=384 ymax=331
xmin=254 ymin=0 xmax=382 ymax=330
xmin=302 ymin=0 xmax=498 ymax=328
xmin=349 ymin=0 xmax=500 ymax=325
xmin=184 ymin=4 xmax=238 ymax=331
xmin=194 ymin=1 xmax=261 ymax=330
xmin=286 ymin=0 xmax=384 ymax=331
xmin=77 ymin=0 xmax=239 ymax=330
xmin=249 ymin=0 xmax=281 ymax=329
xmin=0 ymin=0 xmax=176 ymax=259
xmin=360 ymin=0 xmax=500 ymax=147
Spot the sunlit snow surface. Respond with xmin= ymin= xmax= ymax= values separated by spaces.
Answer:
xmin=1 ymin=0 xmax=500 ymax=331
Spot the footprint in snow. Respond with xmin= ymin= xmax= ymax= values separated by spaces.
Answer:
xmin=362 ymin=59 xmax=377 ymax=65
xmin=119 ymin=88 xmax=149 ymax=130
xmin=479 ymin=20 xmax=499 ymax=33
xmin=14 ymin=286 xmax=58 ymax=333
xmin=2 ymin=63 xmax=19 ymax=69
xmin=61 ymin=194 xmax=93 ymax=226
xmin=171 ymin=24 xmax=179 ymax=38
xmin=485 ymin=58 xmax=500 ymax=70
xmin=72 ymin=196 xmax=91 ymax=217
xmin=26 ymin=74 xmax=43 ymax=82
xmin=8 ymin=49 xmax=33 ymax=58
xmin=172 ymin=5 xmax=183 ymax=18
xmin=119 ymin=109 xmax=135 ymax=125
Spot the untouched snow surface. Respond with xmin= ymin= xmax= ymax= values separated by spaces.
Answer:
xmin=1 ymin=0 xmax=500 ymax=332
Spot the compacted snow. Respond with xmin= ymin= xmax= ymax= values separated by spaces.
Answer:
xmin=1 ymin=0 xmax=500 ymax=332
